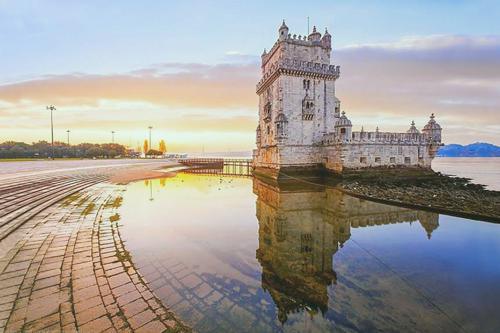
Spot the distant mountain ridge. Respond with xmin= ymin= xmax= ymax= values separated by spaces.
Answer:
xmin=437 ymin=142 xmax=500 ymax=157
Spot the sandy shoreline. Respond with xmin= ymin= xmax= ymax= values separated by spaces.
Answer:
xmin=109 ymin=162 xmax=185 ymax=184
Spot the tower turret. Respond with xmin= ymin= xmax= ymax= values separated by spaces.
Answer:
xmin=407 ymin=120 xmax=419 ymax=134
xmin=335 ymin=111 xmax=352 ymax=142
xmin=308 ymin=26 xmax=322 ymax=42
xmin=321 ymin=28 xmax=332 ymax=49
xmin=278 ymin=20 xmax=289 ymax=41
xmin=422 ymin=114 xmax=442 ymax=143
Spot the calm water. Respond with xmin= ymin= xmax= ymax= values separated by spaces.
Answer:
xmin=117 ymin=159 xmax=500 ymax=332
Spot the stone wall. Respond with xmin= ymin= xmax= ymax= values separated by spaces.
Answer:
xmin=332 ymin=143 xmax=433 ymax=171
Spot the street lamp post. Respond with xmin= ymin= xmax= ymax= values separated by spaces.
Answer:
xmin=148 ymin=126 xmax=153 ymax=151
xmin=66 ymin=130 xmax=70 ymax=146
xmin=46 ymin=105 xmax=56 ymax=159
xmin=111 ymin=131 xmax=115 ymax=143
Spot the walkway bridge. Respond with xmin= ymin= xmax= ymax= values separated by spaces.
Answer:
xmin=178 ymin=158 xmax=253 ymax=177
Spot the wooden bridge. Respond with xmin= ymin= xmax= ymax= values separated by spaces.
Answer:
xmin=178 ymin=158 xmax=253 ymax=176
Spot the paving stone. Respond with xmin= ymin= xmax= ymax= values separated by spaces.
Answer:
xmin=39 ymin=261 xmax=63 ymax=272
xmin=62 ymin=322 xmax=78 ymax=333
xmin=0 ymin=286 xmax=19 ymax=298
xmin=36 ymin=268 xmax=61 ymax=280
xmin=135 ymin=319 xmax=166 ymax=333
xmin=61 ymin=311 xmax=75 ymax=327
xmin=74 ymin=296 xmax=102 ymax=314
xmin=102 ymin=295 xmax=115 ymax=306
xmin=73 ymin=285 xmax=100 ymax=303
xmin=105 ymin=266 xmax=124 ymax=277
xmin=0 ymin=276 xmax=24 ymax=289
xmin=0 ymin=269 xmax=27 ymax=281
xmin=5 ymin=319 xmax=24 ymax=332
xmin=3 ymin=261 xmax=31 ymax=273
xmin=128 ymin=309 xmax=156 ymax=330
xmin=26 ymin=294 xmax=60 ymax=322
xmin=0 ymin=303 xmax=13 ymax=312
xmin=33 ymin=275 xmax=60 ymax=291
xmin=116 ymin=290 xmax=141 ymax=307
xmin=73 ymin=276 xmax=97 ymax=290
xmin=0 ymin=295 xmax=17 ymax=306
xmin=75 ymin=304 xmax=106 ymax=326
xmin=72 ymin=268 xmax=94 ymax=279
xmin=112 ymin=283 xmax=136 ymax=297
xmin=108 ymin=273 xmax=131 ymax=289
xmin=30 ymin=285 xmax=59 ymax=299
xmin=24 ymin=312 xmax=60 ymax=332
xmin=122 ymin=298 xmax=148 ymax=318
xmin=79 ymin=315 xmax=113 ymax=333
xmin=7 ymin=306 xmax=27 ymax=323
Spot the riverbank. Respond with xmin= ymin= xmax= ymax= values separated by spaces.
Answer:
xmin=339 ymin=170 xmax=500 ymax=222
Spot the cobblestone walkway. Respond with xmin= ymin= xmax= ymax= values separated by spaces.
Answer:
xmin=0 ymin=167 xmax=189 ymax=332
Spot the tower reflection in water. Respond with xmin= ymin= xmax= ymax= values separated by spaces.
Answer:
xmin=253 ymin=177 xmax=439 ymax=324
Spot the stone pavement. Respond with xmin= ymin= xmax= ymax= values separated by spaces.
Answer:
xmin=0 ymin=164 xmax=190 ymax=332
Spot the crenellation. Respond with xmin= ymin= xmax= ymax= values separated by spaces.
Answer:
xmin=253 ymin=21 xmax=443 ymax=178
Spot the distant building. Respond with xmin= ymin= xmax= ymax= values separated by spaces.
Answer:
xmin=253 ymin=21 xmax=443 ymax=179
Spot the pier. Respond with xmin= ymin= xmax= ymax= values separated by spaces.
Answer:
xmin=179 ymin=158 xmax=253 ymax=176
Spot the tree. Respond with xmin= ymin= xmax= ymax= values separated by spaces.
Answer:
xmin=146 ymin=149 xmax=162 ymax=156
xmin=159 ymin=140 xmax=167 ymax=154
xmin=143 ymin=140 xmax=149 ymax=155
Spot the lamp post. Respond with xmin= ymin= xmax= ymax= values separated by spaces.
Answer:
xmin=148 ymin=126 xmax=153 ymax=151
xmin=46 ymin=105 xmax=56 ymax=159
xmin=111 ymin=131 xmax=115 ymax=144
xmin=66 ymin=130 xmax=70 ymax=146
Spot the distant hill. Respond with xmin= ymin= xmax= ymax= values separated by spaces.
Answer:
xmin=437 ymin=142 xmax=500 ymax=157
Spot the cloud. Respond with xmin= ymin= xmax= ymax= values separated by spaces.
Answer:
xmin=0 ymin=62 xmax=259 ymax=109
xmin=0 ymin=34 xmax=499 ymax=146
xmin=334 ymin=35 xmax=500 ymax=143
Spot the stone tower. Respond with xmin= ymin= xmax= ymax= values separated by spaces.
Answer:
xmin=253 ymin=21 xmax=341 ymax=178
xmin=253 ymin=21 xmax=442 ymax=179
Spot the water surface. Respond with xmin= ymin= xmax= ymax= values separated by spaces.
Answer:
xmin=117 ymin=171 xmax=500 ymax=333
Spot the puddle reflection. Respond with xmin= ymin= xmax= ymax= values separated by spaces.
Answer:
xmin=117 ymin=174 xmax=500 ymax=333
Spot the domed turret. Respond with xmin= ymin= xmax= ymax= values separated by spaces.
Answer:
xmin=321 ymin=28 xmax=332 ymax=49
xmin=335 ymin=111 xmax=352 ymax=142
xmin=278 ymin=20 xmax=289 ymax=41
xmin=422 ymin=113 xmax=442 ymax=142
xmin=407 ymin=120 xmax=420 ymax=134
xmin=308 ymin=26 xmax=322 ymax=42
xmin=335 ymin=111 xmax=352 ymax=127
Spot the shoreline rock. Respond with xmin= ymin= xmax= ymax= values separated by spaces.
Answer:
xmin=339 ymin=171 xmax=500 ymax=222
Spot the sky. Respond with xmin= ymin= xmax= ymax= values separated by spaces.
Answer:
xmin=0 ymin=0 xmax=499 ymax=152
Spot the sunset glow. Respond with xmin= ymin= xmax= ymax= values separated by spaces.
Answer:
xmin=1 ymin=0 xmax=499 ymax=151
